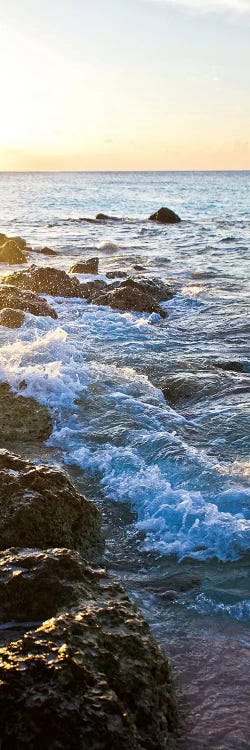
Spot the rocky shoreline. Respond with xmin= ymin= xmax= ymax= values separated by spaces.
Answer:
xmin=0 ymin=221 xmax=178 ymax=749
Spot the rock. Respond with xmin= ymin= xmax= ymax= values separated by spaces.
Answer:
xmin=2 ymin=266 xmax=82 ymax=298
xmin=0 ymin=307 xmax=25 ymax=328
xmin=0 ymin=240 xmax=27 ymax=265
xmin=120 ymin=277 xmax=175 ymax=302
xmin=94 ymin=285 xmax=167 ymax=318
xmin=0 ymin=284 xmax=57 ymax=319
xmin=69 ymin=257 xmax=99 ymax=275
xmin=0 ymin=547 xmax=108 ymax=623
xmin=149 ymin=207 xmax=181 ymax=224
xmin=96 ymin=213 xmax=121 ymax=221
xmin=10 ymin=237 xmax=27 ymax=251
xmin=80 ymin=279 xmax=108 ymax=301
xmin=0 ymin=590 xmax=176 ymax=749
xmin=36 ymin=246 xmax=58 ymax=256
xmin=106 ymin=271 xmax=127 ymax=279
xmin=133 ymin=265 xmax=145 ymax=271
xmin=0 ymin=233 xmax=7 ymax=246
xmin=0 ymin=450 xmax=101 ymax=556
xmin=0 ymin=384 xmax=52 ymax=445
xmin=214 ymin=361 xmax=245 ymax=374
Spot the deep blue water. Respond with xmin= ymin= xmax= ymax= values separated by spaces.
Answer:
xmin=0 ymin=171 xmax=249 ymax=748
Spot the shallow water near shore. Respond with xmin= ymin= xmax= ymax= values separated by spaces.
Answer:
xmin=0 ymin=171 xmax=249 ymax=748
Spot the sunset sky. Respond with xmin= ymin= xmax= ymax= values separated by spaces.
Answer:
xmin=0 ymin=0 xmax=249 ymax=170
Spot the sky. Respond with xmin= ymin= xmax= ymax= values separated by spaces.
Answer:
xmin=0 ymin=0 xmax=249 ymax=170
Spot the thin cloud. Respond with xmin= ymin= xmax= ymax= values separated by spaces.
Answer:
xmin=146 ymin=0 xmax=250 ymax=15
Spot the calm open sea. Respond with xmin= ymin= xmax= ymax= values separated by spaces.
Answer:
xmin=0 ymin=171 xmax=249 ymax=748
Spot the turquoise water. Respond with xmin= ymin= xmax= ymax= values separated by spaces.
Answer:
xmin=0 ymin=171 xmax=249 ymax=747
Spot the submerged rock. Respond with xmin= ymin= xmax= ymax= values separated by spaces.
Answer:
xmin=3 ymin=266 xmax=83 ymax=298
xmin=0 ymin=307 xmax=25 ymax=328
xmin=214 ymin=360 xmax=246 ymax=374
xmin=69 ymin=257 xmax=99 ymax=274
xmin=106 ymin=270 xmax=127 ymax=279
xmin=0 ymin=450 xmax=101 ymax=556
xmin=149 ymin=207 xmax=181 ymax=224
xmin=0 ymin=384 xmax=52 ymax=445
xmin=96 ymin=212 xmax=121 ymax=221
xmin=0 ymin=547 xmax=107 ymax=622
xmin=0 ymin=590 xmax=176 ymax=749
xmin=0 ymin=240 xmax=27 ymax=265
xmin=0 ymin=284 xmax=57 ymax=319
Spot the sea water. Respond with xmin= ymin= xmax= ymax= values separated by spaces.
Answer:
xmin=0 ymin=171 xmax=249 ymax=748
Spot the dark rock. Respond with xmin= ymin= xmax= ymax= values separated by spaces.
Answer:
xmin=96 ymin=213 xmax=121 ymax=221
xmin=106 ymin=271 xmax=127 ymax=279
xmin=0 ymin=547 xmax=108 ymax=623
xmin=0 ymin=284 xmax=57 ymax=319
xmin=0 ymin=450 xmax=101 ymax=556
xmin=94 ymin=285 xmax=167 ymax=318
xmin=0 ymin=307 xmax=25 ymax=328
xmin=3 ymin=266 xmax=82 ymax=298
xmin=133 ymin=265 xmax=145 ymax=271
xmin=69 ymin=257 xmax=99 ymax=275
xmin=0 ymin=384 xmax=52 ymax=444
xmin=0 ymin=240 xmax=27 ymax=265
xmin=0 ymin=589 xmax=176 ymax=749
xmin=36 ymin=246 xmax=58 ymax=256
xmin=214 ymin=361 xmax=245 ymax=374
xmin=80 ymin=279 xmax=108 ymax=301
xmin=149 ymin=207 xmax=181 ymax=224
xmin=120 ymin=277 xmax=175 ymax=302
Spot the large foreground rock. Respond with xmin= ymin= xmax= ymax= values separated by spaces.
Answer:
xmin=0 ymin=450 xmax=101 ymax=556
xmin=0 ymin=307 xmax=25 ymax=328
xmin=0 ymin=384 xmax=52 ymax=444
xmin=149 ymin=207 xmax=181 ymax=224
xmin=69 ymin=257 xmax=99 ymax=274
xmin=3 ymin=266 xmax=83 ymax=298
xmin=0 ymin=591 xmax=176 ymax=749
xmin=0 ymin=547 xmax=107 ymax=622
xmin=0 ymin=239 xmax=27 ymax=264
xmin=0 ymin=284 xmax=57 ymax=319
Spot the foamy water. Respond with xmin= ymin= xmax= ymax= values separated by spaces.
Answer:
xmin=0 ymin=171 xmax=249 ymax=748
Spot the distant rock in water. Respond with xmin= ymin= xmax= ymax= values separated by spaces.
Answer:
xmin=69 ymin=257 xmax=99 ymax=274
xmin=0 ymin=450 xmax=101 ymax=556
xmin=96 ymin=212 xmax=121 ymax=221
xmin=0 ymin=284 xmax=57 ymax=319
xmin=0 ymin=307 xmax=25 ymax=328
xmin=0 ymin=239 xmax=27 ymax=264
xmin=149 ymin=207 xmax=181 ymax=224
xmin=36 ymin=246 xmax=58 ymax=256
xmin=3 ymin=265 xmax=83 ymax=298
xmin=0 ymin=383 xmax=52 ymax=445
xmin=0 ymin=578 xmax=176 ymax=750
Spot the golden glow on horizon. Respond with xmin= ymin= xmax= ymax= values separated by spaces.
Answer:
xmin=0 ymin=1 xmax=249 ymax=171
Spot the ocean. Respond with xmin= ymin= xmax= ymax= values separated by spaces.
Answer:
xmin=0 ymin=171 xmax=249 ymax=748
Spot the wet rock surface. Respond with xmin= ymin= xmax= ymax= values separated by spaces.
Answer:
xmin=0 ymin=307 xmax=25 ymax=328
xmin=93 ymin=277 xmax=172 ymax=317
xmin=80 ymin=279 xmax=109 ymax=301
xmin=106 ymin=270 xmax=128 ymax=279
xmin=119 ymin=277 xmax=175 ymax=302
xmin=0 ymin=239 xmax=27 ymax=264
xmin=69 ymin=257 xmax=99 ymax=274
xmin=214 ymin=360 xmax=246 ymax=373
xmin=149 ymin=207 xmax=181 ymax=224
xmin=0 ymin=284 xmax=57 ymax=319
xmin=96 ymin=212 xmax=121 ymax=221
xmin=0 ymin=384 xmax=52 ymax=444
xmin=0 ymin=450 xmax=101 ymax=556
xmin=35 ymin=246 xmax=58 ymax=256
xmin=0 ymin=593 xmax=176 ymax=750
xmin=3 ymin=266 xmax=83 ymax=298
xmin=0 ymin=547 xmax=107 ymax=622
